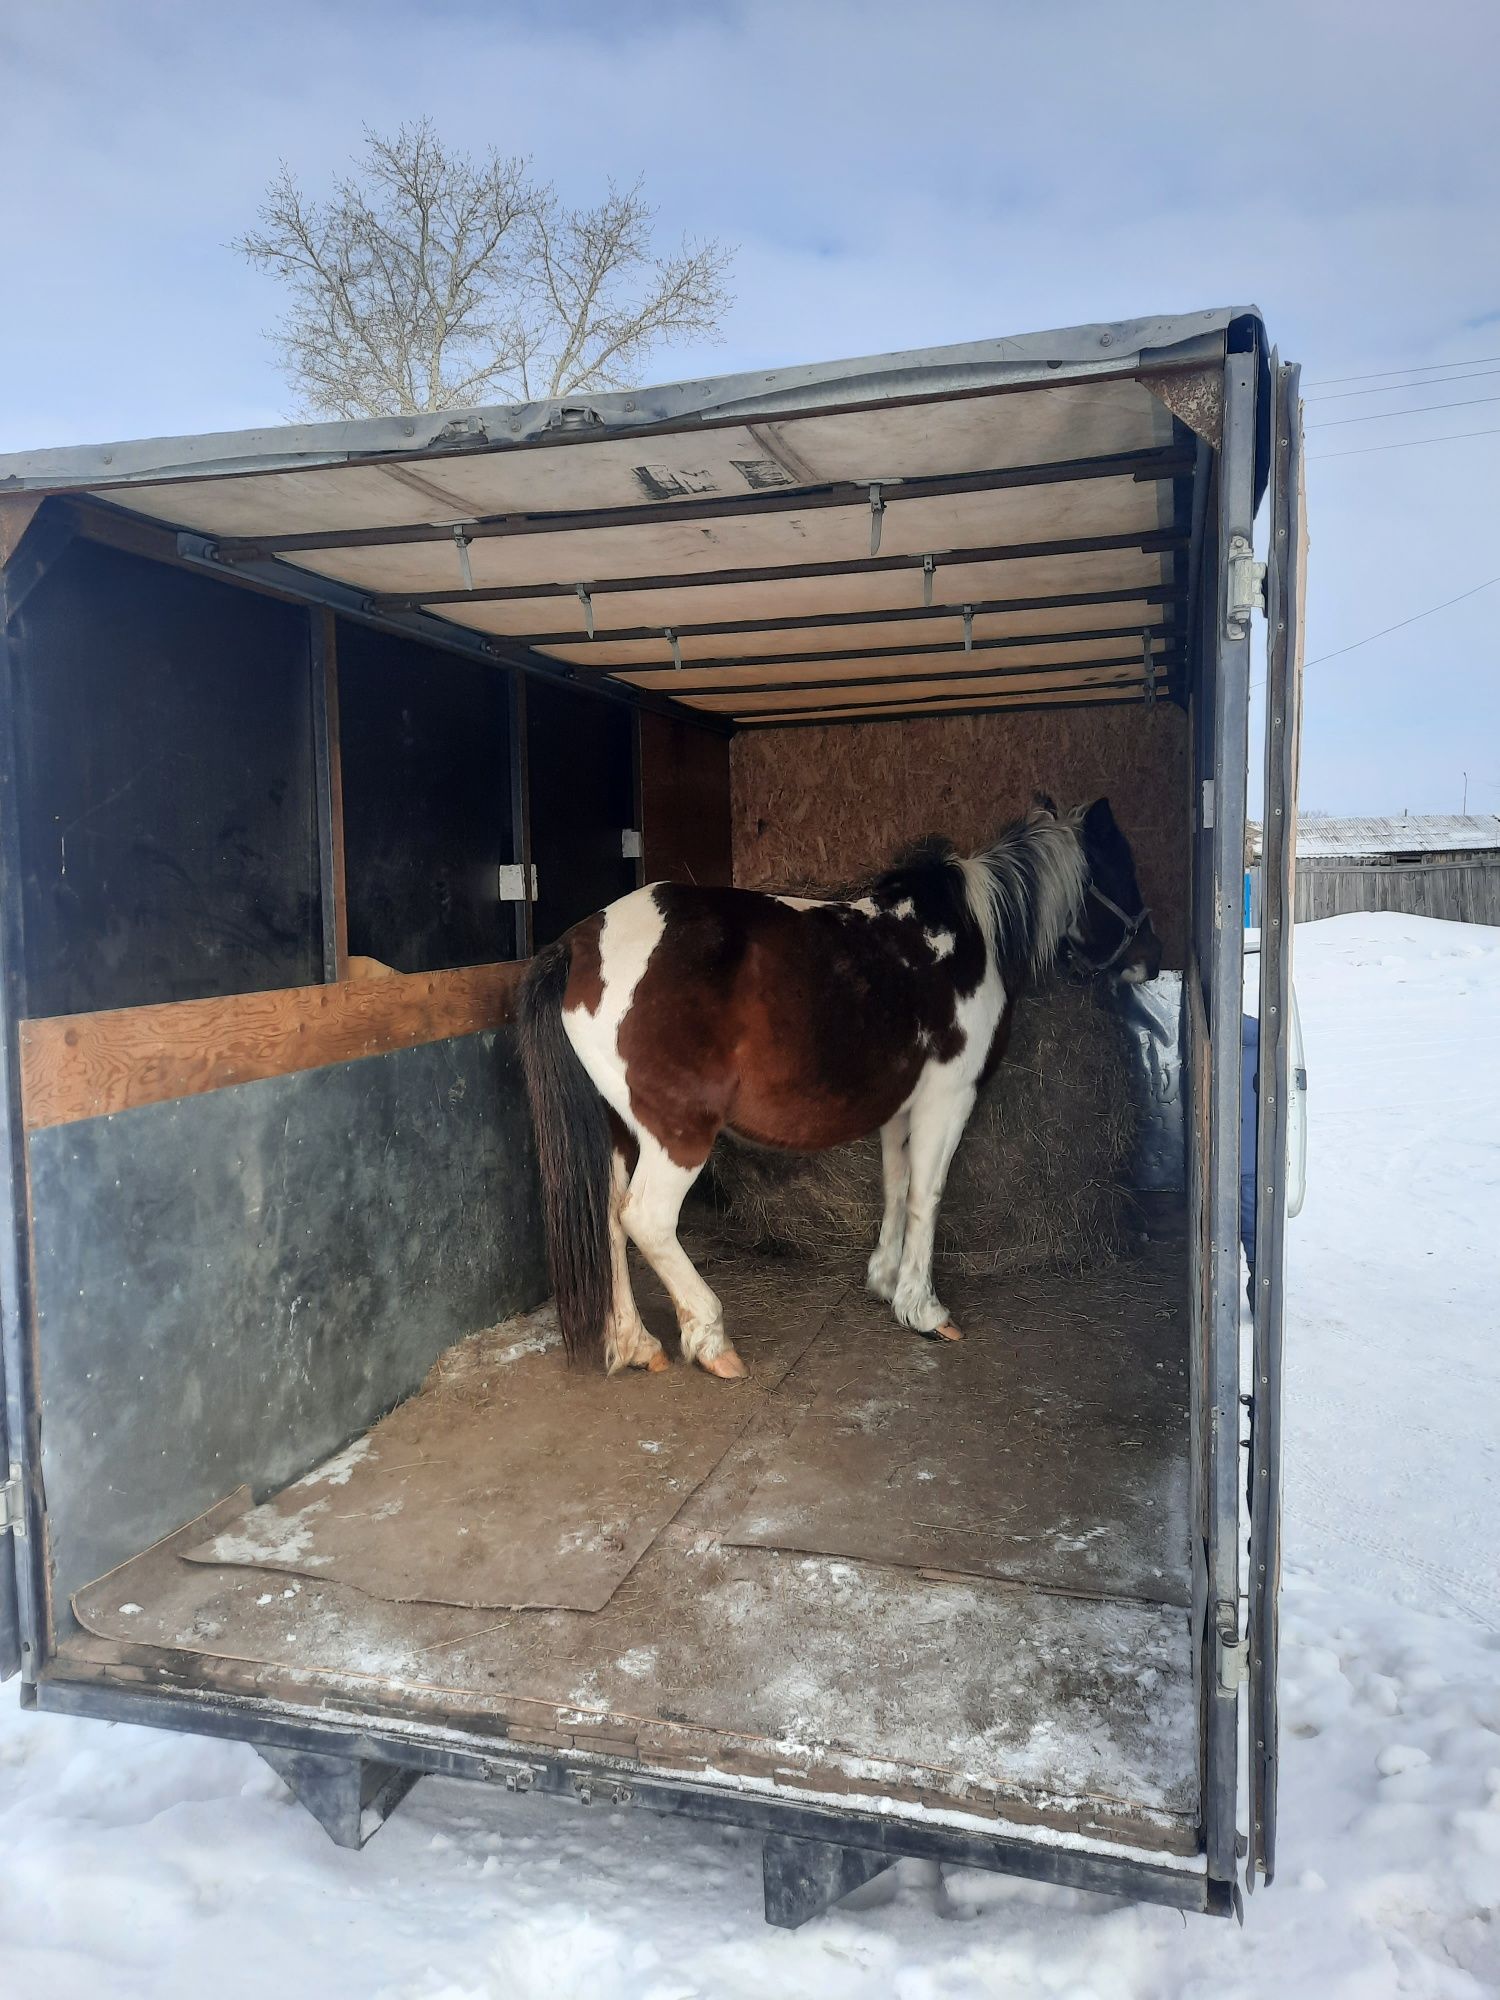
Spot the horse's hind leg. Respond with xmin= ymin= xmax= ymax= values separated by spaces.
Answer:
xmin=621 ymin=1135 xmax=745 ymax=1380
xmin=866 ymin=1109 xmax=911 ymax=1301
xmin=891 ymin=1079 xmax=976 ymax=1342
xmin=604 ymin=1147 xmax=669 ymax=1375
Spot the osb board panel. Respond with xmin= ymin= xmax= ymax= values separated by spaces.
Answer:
xmin=727 ymin=1240 xmax=1189 ymax=1604
xmin=732 ymin=704 xmax=1189 ymax=969
xmin=72 ymin=1245 xmax=1196 ymax=1833
xmin=184 ymin=1266 xmax=845 ymax=1613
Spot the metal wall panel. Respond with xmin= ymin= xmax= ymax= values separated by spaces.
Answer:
xmin=336 ymin=620 xmax=520 ymax=971
xmin=29 ymin=1032 xmax=548 ymax=1612
xmin=13 ymin=539 xmax=322 ymax=1016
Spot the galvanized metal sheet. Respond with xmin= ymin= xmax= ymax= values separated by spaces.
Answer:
xmin=29 ymin=1031 xmax=548 ymax=1611
xmin=1248 ymin=357 xmax=1305 ymax=1888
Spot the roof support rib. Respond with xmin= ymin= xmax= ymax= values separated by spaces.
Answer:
xmin=211 ymin=446 xmax=1193 ymax=562
xmin=486 ymin=582 xmax=1186 ymax=647
xmin=370 ymin=529 xmax=1189 ymax=612
xmin=630 ymin=649 xmax=1182 ymax=703
xmin=724 ymin=683 xmax=1146 ymax=725
xmin=582 ymin=620 xmax=1176 ymax=682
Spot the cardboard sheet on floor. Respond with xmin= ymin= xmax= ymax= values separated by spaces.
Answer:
xmin=183 ymin=1266 xmax=846 ymax=1613
xmin=724 ymin=1243 xmax=1191 ymax=1606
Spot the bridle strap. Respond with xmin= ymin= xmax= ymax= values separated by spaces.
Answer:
xmin=1072 ymin=882 xmax=1152 ymax=975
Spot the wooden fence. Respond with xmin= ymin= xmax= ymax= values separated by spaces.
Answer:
xmin=1248 ymin=858 xmax=1500 ymax=927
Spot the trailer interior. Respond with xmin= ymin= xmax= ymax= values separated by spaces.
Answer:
xmin=0 ymin=309 xmax=1302 ymax=1924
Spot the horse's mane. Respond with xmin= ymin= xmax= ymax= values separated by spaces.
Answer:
xmin=871 ymin=810 xmax=1087 ymax=980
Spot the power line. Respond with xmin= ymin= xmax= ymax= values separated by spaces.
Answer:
xmin=1305 ymin=352 xmax=1500 ymax=388
xmin=1306 ymin=366 xmax=1500 ymax=403
xmin=1307 ymin=392 xmax=1500 ymax=429
xmin=1302 ymin=575 xmax=1500 ymax=668
xmin=1310 ymin=424 xmax=1500 ymax=461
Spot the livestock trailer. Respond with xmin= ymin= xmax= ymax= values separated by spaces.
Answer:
xmin=0 ymin=308 xmax=1303 ymax=1925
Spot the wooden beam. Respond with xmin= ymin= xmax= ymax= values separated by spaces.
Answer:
xmin=19 ymin=962 xmax=524 ymax=1132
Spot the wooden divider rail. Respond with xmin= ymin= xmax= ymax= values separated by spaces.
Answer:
xmin=19 ymin=962 xmax=525 ymax=1132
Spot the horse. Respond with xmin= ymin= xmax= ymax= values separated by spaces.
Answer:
xmin=516 ymin=795 xmax=1161 ymax=1379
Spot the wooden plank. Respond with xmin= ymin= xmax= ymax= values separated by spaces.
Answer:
xmin=19 ymin=961 xmax=524 ymax=1132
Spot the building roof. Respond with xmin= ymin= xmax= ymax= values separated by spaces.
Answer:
xmin=1251 ymin=815 xmax=1500 ymax=861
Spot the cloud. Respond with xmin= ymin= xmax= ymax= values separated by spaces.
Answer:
xmin=1 ymin=0 xmax=1495 ymax=810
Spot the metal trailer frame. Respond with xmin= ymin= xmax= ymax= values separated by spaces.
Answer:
xmin=0 ymin=311 xmax=1297 ymax=1926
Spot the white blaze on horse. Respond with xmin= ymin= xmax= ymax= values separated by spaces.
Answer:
xmin=517 ymin=796 xmax=1161 ymax=1379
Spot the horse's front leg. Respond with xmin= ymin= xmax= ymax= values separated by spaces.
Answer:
xmin=621 ymin=1134 xmax=746 ymax=1380
xmin=866 ymin=1109 xmax=911 ymax=1301
xmin=890 ymin=1080 xmax=976 ymax=1342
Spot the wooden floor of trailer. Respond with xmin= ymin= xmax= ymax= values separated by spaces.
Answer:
xmin=57 ymin=1228 xmax=1199 ymax=1855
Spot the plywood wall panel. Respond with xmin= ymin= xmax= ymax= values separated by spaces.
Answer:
xmin=731 ymin=704 xmax=1189 ymax=969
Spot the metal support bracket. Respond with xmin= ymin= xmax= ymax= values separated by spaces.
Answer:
xmin=1224 ymin=533 xmax=1266 ymax=639
xmin=575 ymin=582 xmax=595 ymax=638
xmin=1 ymin=1465 xmax=24 ymax=1536
xmin=451 ymin=524 xmax=475 ymax=592
xmin=921 ymin=554 xmax=936 ymax=607
xmin=962 ymin=604 xmax=974 ymax=653
xmin=762 ymin=1831 xmax=893 ymax=1928
xmin=259 ymin=1745 xmax=420 ymax=1850
xmin=665 ymin=627 xmax=683 ymax=671
xmin=1216 ymin=1602 xmax=1248 ymax=1693
xmin=1143 ymin=629 xmax=1158 ymax=708
xmin=868 ymin=483 xmax=885 ymax=556
xmin=497 ymin=862 xmax=537 ymax=902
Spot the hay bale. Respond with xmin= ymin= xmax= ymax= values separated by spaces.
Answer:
xmin=697 ymin=979 xmax=1138 ymax=1276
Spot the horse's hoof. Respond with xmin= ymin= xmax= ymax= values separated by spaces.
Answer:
xmin=934 ymin=1321 xmax=964 ymax=1342
xmin=644 ymin=1348 xmax=671 ymax=1373
xmin=698 ymin=1348 xmax=748 ymax=1380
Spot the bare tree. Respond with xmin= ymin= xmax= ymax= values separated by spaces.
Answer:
xmin=233 ymin=120 xmax=733 ymax=419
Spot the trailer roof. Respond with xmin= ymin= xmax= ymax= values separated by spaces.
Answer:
xmin=0 ymin=307 xmax=1256 ymax=728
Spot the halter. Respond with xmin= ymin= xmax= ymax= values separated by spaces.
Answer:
xmin=1070 ymin=882 xmax=1153 ymax=976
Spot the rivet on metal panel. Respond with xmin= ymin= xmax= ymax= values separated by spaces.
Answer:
xmin=868 ymin=484 xmax=885 ymax=556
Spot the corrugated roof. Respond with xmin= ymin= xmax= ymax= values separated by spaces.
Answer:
xmin=1251 ymin=815 xmax=1500 ymax=859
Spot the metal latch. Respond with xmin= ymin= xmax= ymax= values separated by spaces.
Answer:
xmin=497 ymin=863 xmax=537 ymax=902
xmin=621 ymin=829 xmax=643 ymax=860
xmin=1225 ymin=534 xmax=1267 ymax=639
xmin=1216 ymin=1602 xmax=1246 ymax=1692
xmin=2 ymin=1464 xmax=24 ymax=1538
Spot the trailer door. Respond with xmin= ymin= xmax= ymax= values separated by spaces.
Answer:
xmin=1248 ymin=354 xmax=1305 ymax=1884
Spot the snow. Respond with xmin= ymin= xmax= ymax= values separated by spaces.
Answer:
xmin=3 ymin=911 xmax=1498 ymax=1997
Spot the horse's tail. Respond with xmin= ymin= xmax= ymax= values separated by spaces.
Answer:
xmin=516 ymin=937 xmax=613 ymax=1365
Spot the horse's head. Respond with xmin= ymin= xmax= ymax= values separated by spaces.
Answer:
xmin=1047 ymin=794 xmax=1162 ymax=985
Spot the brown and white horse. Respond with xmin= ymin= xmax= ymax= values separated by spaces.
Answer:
xmin=517 ymin=796 xmax=1160 ymax=1379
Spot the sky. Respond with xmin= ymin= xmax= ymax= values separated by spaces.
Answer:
xmin=0 ymin=0 xmax=1496 ymax=816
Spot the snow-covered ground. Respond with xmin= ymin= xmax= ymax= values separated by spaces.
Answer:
xmin=3 ymin=912 xmax=1498 ymax=1998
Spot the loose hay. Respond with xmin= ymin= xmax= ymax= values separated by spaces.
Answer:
xmin=698 ymin=978 xmax=1138 ymax=1276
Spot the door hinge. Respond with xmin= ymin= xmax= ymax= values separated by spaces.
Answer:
xmin=1216 ymin=1602 xmax=1246 ymax=1692
xmin=497 ymin=863 xmax=537 ymax=903
xmin=621 ymin=828 xmax=643 ymax=861
xmin=1 ymin=1465 xmax=24 ymax=1538
xmin=1225 ymin=534 xmax=1267 ymax=640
